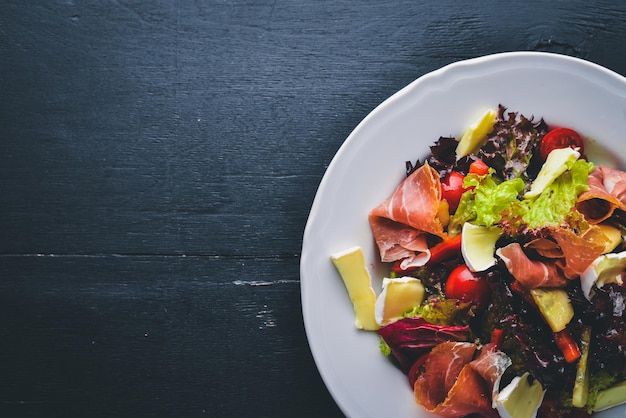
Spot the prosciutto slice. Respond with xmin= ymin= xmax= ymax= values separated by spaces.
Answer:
xmin=469 ymin=343 xmax=512 ymax=408
xmin=413 ymin=342 xmax=506 ymax=418
xmin=550 ymin=226 xmax=607 ymax=279
xmin=524 ymin=226 xmax=607 ymax=280
xmin=499 ymin=225 xmax=606 ymax=287
xmin=577 ymin=165 xmax=626 ymax=224
xmin=368 ymin=217 xmax=430 ymax=266
xmin=369 ymin=163 xmax=445 ymax=265
xmin=525 ymin=237 xmax=563 ymax=259
xmin=496 ymin=243 xmax=568 ymax=288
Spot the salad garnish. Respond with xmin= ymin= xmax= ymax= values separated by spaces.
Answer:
xmin=330 ymin=105 xmax=626 ymax=417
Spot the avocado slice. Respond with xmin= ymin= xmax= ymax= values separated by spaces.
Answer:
xmin=572 ymin=326 xmax=591 ymax=408
xmin=530 ymin=288 xmax=574 ymax=333
xmin=594 ymin=380 xmax=626 ymax=411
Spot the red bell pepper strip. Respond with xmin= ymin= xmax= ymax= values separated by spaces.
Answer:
xmin=469 ymin=159 xmax=490 ymax=176
xmin=554 ymin=328 xmax=581 ymax=363
xmin=391 ymin=260 xmax=413 ymax=274
xmin=441 ymin=172 xmax=467 ymax=212
xmin=391 ymin=234 xmax=463 ymax=274
xmin=426 ymin=234 xmax=462 ymax=266
xmin=491 ymin=328 xmax=504 ymax=351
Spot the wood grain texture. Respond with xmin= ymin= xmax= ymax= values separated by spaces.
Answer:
xmin=0 ymin=255 xmax=340 ymax=417
xmin=1 ymin=0 xmax=626 ymax=416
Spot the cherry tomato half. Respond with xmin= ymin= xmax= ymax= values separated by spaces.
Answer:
xmin=441 ymin=171 xmax=466 ymax=213
xmin=445 ymin=264 xmax=490 ymax=310
xmin=538 ymin=128 xmax=584 ymax=161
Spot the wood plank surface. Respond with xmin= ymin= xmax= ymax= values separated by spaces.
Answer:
xmin=0 ymin=255 xmax=338 ymax=417
xmin=2 ymin=1 xmax=626 ymax=417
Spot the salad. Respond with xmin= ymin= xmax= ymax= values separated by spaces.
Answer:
xmin=330 ymin=105 xmax=626 ymax=417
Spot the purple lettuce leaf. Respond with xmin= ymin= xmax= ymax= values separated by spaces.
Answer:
xmin=378 ymin=316 xmax=470 ymax=372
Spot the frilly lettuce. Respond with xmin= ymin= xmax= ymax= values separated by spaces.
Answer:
xmin=520 ymin=158 xmax=594 ymax=229
xmin=449 ymin=159 xmax=594 ymax=235
xmin=449 ymin=169 xmax=524 ymax=234
xmin=403 ymin=297 xmax=471 ymax=326
xmin=477 ymin=105 xmax=548 ymax=182
xmin=423 ymin=105 xmax=548 ymax=182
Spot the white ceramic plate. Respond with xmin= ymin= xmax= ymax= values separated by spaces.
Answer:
xmin=301 ymin=51 xmax=626 ymax=418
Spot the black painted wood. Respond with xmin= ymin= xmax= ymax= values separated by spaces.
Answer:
xmin=2 ymin=1 xmax=626 ymax=417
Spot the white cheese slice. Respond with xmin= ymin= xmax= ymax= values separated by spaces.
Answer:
xmin=374 ymin=277 xmax=425 ymax=326
xmin=495 ymin=372 xmax=545 ymax=418
xmin=461 ymin=222 xmax=501 ymax=272
xmin=580 ymin=250 xmax=626 ymax=301
xmin=330 ymin=246 xmax=379 ymax=330
xmin=524 ymin=147 xmax=580 ymax=199
xmin=455 ymin=109 xmax=498 ymax=159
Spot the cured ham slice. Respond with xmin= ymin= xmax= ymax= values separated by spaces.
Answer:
xmin=369 ymin=163 xmax=445 ymax=265
xmin=595 ymin=166 xmax=626 ymax=200
xmin=368 ymin=217 xmax=430 ymax=266
xmin=577 ymin=165 xmax=626 ymax=224
xmin=370 ymin=162 xmax=445 ymax=236
xmin=525 ymin=226 xmax=607 ymax=280
xmin=525 ymin=238 xmax=562 ymax=259
xmin=496 ymin=243 xmax=568 ymax=288
xmin=469 ymin=343 xmax=512 ymax=408
xmin=550 ymin=226 xmax=607 ymax=279
xmin=413 ymin=342 xmax=505 ymax=418
xmin=425 ymin=366 xmax=497 ymax=417
xmin=413 ymin=342 xmax=477 ymax=410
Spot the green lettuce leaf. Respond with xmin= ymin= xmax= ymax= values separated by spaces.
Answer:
xmin=403 ymin=297 xmax=470 ymax=326
xmin=449 ymin=159 xmax=594 ymax=235
xmin=519 ymin=159 xmax=594 ymax=229
xmin=449 ymin=169 xmax=524 ymax=234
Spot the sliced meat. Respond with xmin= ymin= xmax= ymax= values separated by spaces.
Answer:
xmin=413 ymin=342 xmax=503 ymax=418
xmin=413 ymin=342 xmax=476 ymax=410
xmin=597 ymin=165 xmax=626 ymax=200
xmin=577 ymin=165 xmax=626 ymax=224
xmin=469 ymin=343 xmax=512 ymax=408
xmin=550 ymin=226 xmax=607 ymax=279
xmin=369 ymin=163 xmax=446 ymax=264
xmin=428 ymin=366 xmax=499 ymax=418
xmin=525 ymin=238 xmax=562 ymax=259
xmin=525 ymin=226 xmax=607 ymax=280
xmin=369 ymin=162 xmax=445 ymax=236
xmin=368 ymin=217 xmax=430 ymax=265
xmin=496 ymin=243 xmax=568 ymax=288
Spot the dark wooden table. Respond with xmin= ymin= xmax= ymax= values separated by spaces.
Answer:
xmin=2 ymin=2 xmax=626 ymax=417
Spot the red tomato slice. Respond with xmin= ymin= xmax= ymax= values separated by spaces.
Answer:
xmin=441 ymin=171 xmax=466 ymax=213
xmin=538 ymin=128 xmax=584 ymax=161
xmin=445 ymin=264 xmax=490 ymax=310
